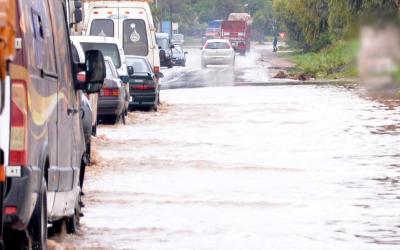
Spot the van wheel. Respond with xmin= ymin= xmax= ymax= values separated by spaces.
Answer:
xmin=66 ymin=192 xmax=81 ymax=234
xmin=28 ymin=179 xmax=48 ymax=250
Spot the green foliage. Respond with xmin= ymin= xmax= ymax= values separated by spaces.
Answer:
xmin=150 ymin=0 xmax=275 ymax=36
xmin=291 ymin=40 xmax=359 ymax=78
xmin=274 ymin=0 xmax=399 ymax=51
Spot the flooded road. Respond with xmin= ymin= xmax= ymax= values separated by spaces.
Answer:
xmin=56 ymin=45 xmax=400 ymax=249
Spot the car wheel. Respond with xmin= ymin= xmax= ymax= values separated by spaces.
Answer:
xmin=66 ymin=191 xmax=82 ymax=234
xmin=168 ymin=62 xmax=173 ymax=68
xmin=28 ymin=178 xmax=48 ymax=250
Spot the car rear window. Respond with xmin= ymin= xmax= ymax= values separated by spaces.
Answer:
xmin=126 ymin=58 xmax=151 ymax=73
xmin=156 ymin=38 xmax=169 ymax=50
xmin=123 ymin=19 xmax=148 ymax=56
xmin=90 ymin=19 xmax=114 ymax=37
xmin=80 ymin=42 xmax=121 ymax=69
xmin=206 ymin=42 xmax=230 ymax=49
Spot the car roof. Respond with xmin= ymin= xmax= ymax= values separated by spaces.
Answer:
xmin=156 ymin=33 xmax=169 ymax=39
xmin=206 ymin=39 xmax=230 ymax=43
xmin=70 ymin=35 xmax=121 ymax=45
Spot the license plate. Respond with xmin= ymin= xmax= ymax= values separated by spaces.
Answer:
xmin=6 ymin=166 xmax=21 ymax=177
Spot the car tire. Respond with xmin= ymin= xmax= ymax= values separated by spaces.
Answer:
xmin=151 ymin=104 xmax=158 ymax=112
xmin=28 ymin=178 xmax=48 ymax=250
xmin=66 ymin=191 xmax=82 ymax=234
xmin=168 ymin=62 xmax=173 ymax=68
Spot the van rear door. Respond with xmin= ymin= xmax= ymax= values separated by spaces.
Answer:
xmin=87 ymin=8 xmax=118 ymax=38
xmin=118 ymin=9 xmax=149 ymax=57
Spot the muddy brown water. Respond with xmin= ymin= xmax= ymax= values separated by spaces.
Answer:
xmin=50 ymin=46 xmax=400 ymax=250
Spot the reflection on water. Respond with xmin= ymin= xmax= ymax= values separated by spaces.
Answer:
xmin=59 ymin=85 xmax=400 ymax=250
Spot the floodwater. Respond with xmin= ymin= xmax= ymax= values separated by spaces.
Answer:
xmin=53 ymin=45 xmax=400 ymax=249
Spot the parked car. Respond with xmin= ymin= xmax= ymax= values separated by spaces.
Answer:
xmin=171 ymin=33 xmax=185 ymax=45
xmin=4 ymin=0 xmax=105 ymax=248
xmin=201 ymin=39 xmax=235 ymax=68
xmin=126 ymin=56 xmax=164 ymax=111
xmin=156 ymin=33 xmax=174 ymax=68
xmin=83 ymin=0 xmax=161 ymax=74
xmin=172 ymin=45 xmax=188 ymax=67
xmin=71 ymin=38 xmax=99 ymax=136
xmin=98 ymin=57 xmax=129 ymax=124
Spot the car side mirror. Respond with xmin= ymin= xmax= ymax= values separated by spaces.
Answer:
xmin=127 ymin=66 xmax=134 ymax=77
xmin=155 ymin=72 xmax=164 ymax=78
xmin=158 ymin=46 xmax=162 ymax=49
xmin=74 ymin=9 xmax=83 ymax=24
xmin=120 ymin=75 xmax=129 ymax=84
xmin=170 ymin=44 xmax=175 ymax=49
xmin=82 ymin=50 xmax=106 ymax=94
xmin=184 ymin=52 xmax=188 ymax=54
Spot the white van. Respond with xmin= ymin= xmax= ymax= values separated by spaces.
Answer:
xmin=71 ymin=35 xmax=128 ymax=77
xmin=83 ymin=1 xmax=161 ymax=74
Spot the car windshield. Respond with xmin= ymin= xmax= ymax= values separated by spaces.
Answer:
xmin=206 ymin=42 xmax=230 ymax=49
xmin=173 ymin=34 xmax=184 ymax=41
xmin=157 ymin=38 xmax=169 ymax=50
xmin=173 ymin=46 xmax=183 ymax=54
xmin=126 ymin=58 xmax=151 ymax=73
xmin=80 ymin=42 xmax=121 ymax=69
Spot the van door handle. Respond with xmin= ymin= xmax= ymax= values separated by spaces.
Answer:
xmin=67 ymin=107 xmax=79 ymax=116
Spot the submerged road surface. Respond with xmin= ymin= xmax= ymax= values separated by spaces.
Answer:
xmin=53 ymin=45 xmax=400 ymax=249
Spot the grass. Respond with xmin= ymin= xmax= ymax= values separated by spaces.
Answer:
xmin=286 ymin=40 xmax=359 ymax=79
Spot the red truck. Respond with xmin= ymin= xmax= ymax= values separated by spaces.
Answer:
xmin=221 ymin=13 xmax=252 ymax=55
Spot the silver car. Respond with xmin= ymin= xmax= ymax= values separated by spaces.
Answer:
xmin=201 ymin=39 xmax=235 ymax=68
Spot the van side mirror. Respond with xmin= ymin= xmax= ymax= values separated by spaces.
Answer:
xmin=127 ymin=66 xmax=134 ymax=77
xmin=74 ymin=9 xmax=83 ymax=24
xmin=83 ymin=50 xmax=105 ymax=93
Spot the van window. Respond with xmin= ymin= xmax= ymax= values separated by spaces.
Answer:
xmin=90 ymin=19 xmax=114 ymax=37
xmin=105 ymin=61 xmax=114 ymax=79
xmin=123 ymin=19 xmax=148 ymax=56
xmin=80 ymin=42 xmax=121 ymax=69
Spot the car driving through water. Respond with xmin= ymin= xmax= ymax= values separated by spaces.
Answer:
xmin=126 ymin=56 xmax=163 ymax=111
xmin=201 ymin=39 xmax=235 ymax=68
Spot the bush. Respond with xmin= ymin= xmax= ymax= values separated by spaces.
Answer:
xmin=291 ymin=40 xmax=359 ymax=78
